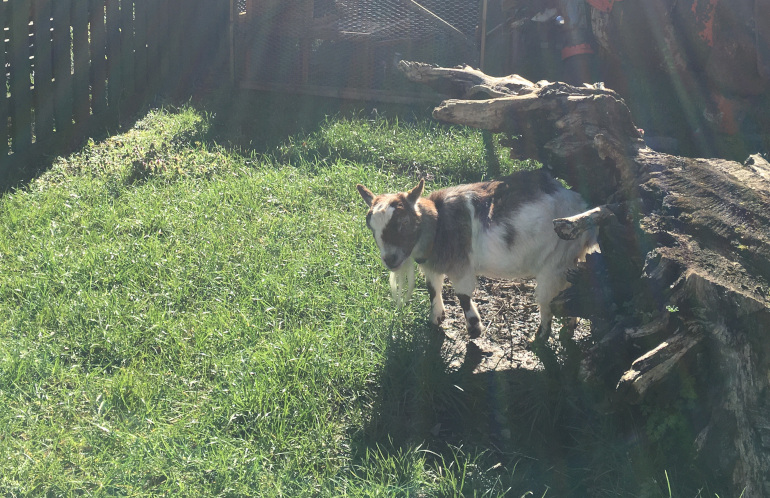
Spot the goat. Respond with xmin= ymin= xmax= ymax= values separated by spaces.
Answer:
xmin=357 ymin=170 xmax=596 ymax=342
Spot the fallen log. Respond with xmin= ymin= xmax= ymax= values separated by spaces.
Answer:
xmin=399 ymin=61 xmax=770 ymax=497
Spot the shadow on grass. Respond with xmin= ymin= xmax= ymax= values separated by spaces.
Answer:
xmin=197 ymin=89 xmax=437 ymax=157
xmin=1 ymin=87 xmax=508 ymax=196
xmin=355 ymin=320 xmax=725 ymax=497
xmin=195 ymin=88 xmax=525 ymax=187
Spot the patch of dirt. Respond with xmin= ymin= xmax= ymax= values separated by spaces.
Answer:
xmin=436 ymin=276 xmax=591 ymax=374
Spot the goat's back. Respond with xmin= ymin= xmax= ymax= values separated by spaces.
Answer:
xmin=423 ymin=170 xmax=593 ymax=279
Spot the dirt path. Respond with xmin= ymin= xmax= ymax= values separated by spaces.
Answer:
xmin=437 ymin=277 xmax=591 ymax=374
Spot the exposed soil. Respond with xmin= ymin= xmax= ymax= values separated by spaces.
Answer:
xmin=436 ymin=277 xmax=592 ymax=374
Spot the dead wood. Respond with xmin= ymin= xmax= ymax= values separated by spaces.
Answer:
xmin=616 ymin=332 xmax=703 ymax=403
xmin=398 ymin=60 xmax=535 ymax=99
xmin=553 ymin=203 xmax=626 ymax=240
xmin=400 ymin=61 xmax=644 ymax=205
xmin=399 ymin=60 xmax=770 ymax=496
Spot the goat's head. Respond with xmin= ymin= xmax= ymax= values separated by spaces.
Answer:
xmin=356 ymin=180 xmax=424 ymax=271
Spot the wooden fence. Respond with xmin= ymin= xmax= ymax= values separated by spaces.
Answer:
xmin=1 ymin=0 xmax=230 ymax=187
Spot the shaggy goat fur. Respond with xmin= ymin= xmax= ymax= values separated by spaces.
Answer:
xmin=357 ymin=170 xmax=596 ymax=341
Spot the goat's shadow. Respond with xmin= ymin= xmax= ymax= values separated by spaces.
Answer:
xmin=356 ymin=319 xmax=595 ymax=493
xmin=353 ymin=317 xmax=708 ymax=496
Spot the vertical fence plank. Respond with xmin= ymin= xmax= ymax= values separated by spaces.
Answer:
xmin=9 ymin=0 xmax=33 ymax=153
xmin=121 ymin=0 xmax=135 ymax=99
xmin=229 ymin=0 xmax=235 ymax=83
xmin=106 ymin=0 xmax=122 ymax=109
xmin=2 ymin=0 xmax=232 ymax=187
xmin=155 ymin=0 xmax=170 ymax=90
xmin=52 ymin=0 xmax=73 ymax=138
xmin=72 ymin=0 xmax=90 ymax=126
xmin=90 ymin=0 xmax=108 ymax=118
xmin=167 ymin=0 xmax=185 ymax=95
xmin=1 ymin=0 xmax=10 ymax=161
xmin=147 ymin=0 xmax=168 ymax=82
xmin=33 ymin=0 xmax=54 ymax=144
xmin=134 ymin=0 xmax=148 ymax=96
xmin=145 ymin=0 xmax=159 ymax=81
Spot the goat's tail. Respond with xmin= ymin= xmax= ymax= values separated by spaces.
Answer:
xmin=389 ymin=261 xmax=415 ymax=307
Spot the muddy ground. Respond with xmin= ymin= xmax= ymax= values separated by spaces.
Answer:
xmin=436 ymin=277 xmax=592 ymax=374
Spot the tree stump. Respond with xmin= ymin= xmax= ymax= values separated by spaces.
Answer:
xmin=399 ymin=61 xmax=770 ymax=496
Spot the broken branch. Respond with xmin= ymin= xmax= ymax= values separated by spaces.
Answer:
xmin=553 ymin=204 xmax=624 ymax=240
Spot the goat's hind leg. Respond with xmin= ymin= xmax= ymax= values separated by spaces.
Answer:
xmin=532 ymin=309 xmax=553 ymax=344
xmin=532 ymin=271 xmax=569 ymax=344
xmin=559 ymin=317 xmax=579 ymax=343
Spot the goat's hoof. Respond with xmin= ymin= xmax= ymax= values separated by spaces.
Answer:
xmin=527 ymin=332 xmax=547 ymax=348
xmin=530 ymin=324 xmax=551 ymax=344
xmin=431 ymin=311 xmax=445 ymax=327
xmin=468 ymin=324 xmax=483 ymax=339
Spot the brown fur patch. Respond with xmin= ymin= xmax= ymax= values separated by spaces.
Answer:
xmin=422 ymin=170 xmax=559 ymax=273
xmin=378 ymin=194 xmax=421 ymax=251
xmin=426 ymin=188 xmax=474 ymax=275
xmin=489 ymin=170 xmax=559 ymax=222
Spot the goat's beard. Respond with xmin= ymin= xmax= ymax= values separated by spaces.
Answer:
xmin=389 ymin=260 xmax=415 ymax=307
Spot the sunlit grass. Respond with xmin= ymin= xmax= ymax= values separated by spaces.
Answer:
xmin=0 ymin=100 xmax=727 ymax=497
xmin=0 ymin=103 xmax=525 ymax=496
xmin=270 ymin=111 xmax=539 ymax=185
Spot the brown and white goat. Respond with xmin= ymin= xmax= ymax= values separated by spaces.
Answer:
xmin=357 ymin=170 xmax=596 ymax=342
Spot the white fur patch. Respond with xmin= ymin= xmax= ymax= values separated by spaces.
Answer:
xmin=471 ymin=190 xmax=589 ymax=279
xmin=389 ymin=261 xmax=415 ymax=307
xmin=369 ymin=203 xmax=395 ymax=249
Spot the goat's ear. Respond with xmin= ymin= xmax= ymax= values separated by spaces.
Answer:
xmin=406 ymin=179 xmax=424 ymax=204
xmin=357 ymin=184 xmax=375 ymax=207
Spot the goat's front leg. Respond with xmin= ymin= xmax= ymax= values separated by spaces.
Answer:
xmin=452 ymin=273 xmax=483 ymax=339
xmin=424 ymin=270 xmax=446 ymax=327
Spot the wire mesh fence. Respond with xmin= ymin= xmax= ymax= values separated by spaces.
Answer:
xmin=235 ymin=0 xmax=482 ymax=99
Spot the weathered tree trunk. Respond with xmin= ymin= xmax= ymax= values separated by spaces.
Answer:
xmin=399 ymin=61 xmax=770 ymax=496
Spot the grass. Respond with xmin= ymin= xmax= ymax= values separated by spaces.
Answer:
xmin=0 ymin=95 xmax=728 ymax=496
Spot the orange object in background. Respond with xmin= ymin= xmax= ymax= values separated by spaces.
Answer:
xmin=585 ymin=0 xmax=623 ymax=13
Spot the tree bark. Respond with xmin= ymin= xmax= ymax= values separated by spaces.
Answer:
xmin=399 ymin=61 xmax=770 ymax=497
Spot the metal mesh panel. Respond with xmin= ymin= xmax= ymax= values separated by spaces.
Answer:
xmin=245 ymin=0 xmax=479 ymax=40
xmin=237 ymin=0 xmax=481 ymax=96
xmin=326 ymin=0 xmax=478 ymax=42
